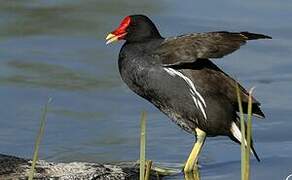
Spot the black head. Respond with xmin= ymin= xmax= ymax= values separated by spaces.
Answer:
xmin=106 ymin=14 xmax=162 ymax=44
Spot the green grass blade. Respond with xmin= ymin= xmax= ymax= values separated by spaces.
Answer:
xmin=235 ymin=82 xmax=246 ymax=180
xmin=28 ymin=98 xmax=52 ymax=180
xmin=140 ymin=111 xmax=147 ymax=180
xmin=245 ymin=88 xmax=254 ymax=180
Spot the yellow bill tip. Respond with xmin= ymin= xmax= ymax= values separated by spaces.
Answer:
xmin=105 ymin=33 xmax=118 ymax=44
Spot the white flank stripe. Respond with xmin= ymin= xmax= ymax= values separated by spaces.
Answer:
xmin=164 ymin=68 xmax=176 ymax=76
xmin=192 ymin=96 xmax=199 ymax=108
xmin=194 ymin=89 xmax=206 ymax=107
xmin=231 ymin=122 xmax=247 ymax=146
xmin=198 ymin=101 xmax=207 ymax=119
xmin=164 ymin=68 xmax=207 ymax=120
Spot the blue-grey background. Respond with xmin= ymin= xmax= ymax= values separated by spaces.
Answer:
xmin=0 ymin=1 xmax=291 ymax=179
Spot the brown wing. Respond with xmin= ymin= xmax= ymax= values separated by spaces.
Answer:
xmin=154 ymin=31 xmax=271 ymax=66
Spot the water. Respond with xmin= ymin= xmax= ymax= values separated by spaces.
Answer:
xmin=0 ymin=0 xmax=291 ymax=179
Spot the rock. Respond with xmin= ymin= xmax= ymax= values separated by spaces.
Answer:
xmin=0 ymin=154 xmax=160 ymax=180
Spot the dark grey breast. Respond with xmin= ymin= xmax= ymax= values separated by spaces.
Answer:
xmin=118 ymin=41 xmax=207 ymax=133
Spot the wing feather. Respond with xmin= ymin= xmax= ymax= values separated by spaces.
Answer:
xmin=154 ymin=31 xmax=271 ymax=66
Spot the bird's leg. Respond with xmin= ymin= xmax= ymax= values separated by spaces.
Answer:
xmin=184 ymin=128 xmax=206 ymax=173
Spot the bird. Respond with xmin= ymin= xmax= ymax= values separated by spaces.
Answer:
xmin=106 ymin=14 xmax=271 ymax=173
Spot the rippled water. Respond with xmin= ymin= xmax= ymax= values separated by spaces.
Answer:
xmin=0 ymin=0 xmax=291 ymax=179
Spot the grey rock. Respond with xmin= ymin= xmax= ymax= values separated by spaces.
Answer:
xmin=0 ymin=154 xmax=160 ymax=180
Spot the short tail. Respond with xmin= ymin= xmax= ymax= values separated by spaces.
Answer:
xmin=241 ymin=103 xmax=265 ymax=119
xmin=240 ymin=31 xmax=272 ymax=40
xmin=252 ymin=105 xmax=265 ymax=119
xmin=230 ymin=121 xmax=260 ymax=162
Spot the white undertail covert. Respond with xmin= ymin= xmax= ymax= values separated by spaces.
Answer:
xmin=230 ymin=122 xmax=247 ymax=146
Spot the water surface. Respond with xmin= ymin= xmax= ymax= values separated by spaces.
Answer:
xmin=0 ymin=0 xmax=291 ymax=179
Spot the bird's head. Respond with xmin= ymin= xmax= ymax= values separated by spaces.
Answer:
xmin=106 ymin=15 xmax=162 ymax=44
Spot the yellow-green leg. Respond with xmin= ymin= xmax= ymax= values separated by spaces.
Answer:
xmin=184 ymin=128 xmax=206 ymax=173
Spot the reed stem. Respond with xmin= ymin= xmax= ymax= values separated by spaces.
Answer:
xmin=140 ymin=111 xmax=147 ymax=180
xmin=28 ymin=98 xmax=52 ymax=180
